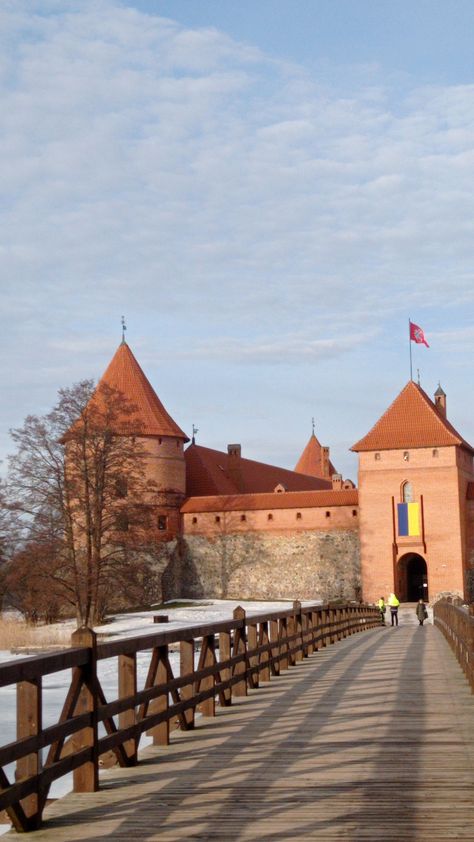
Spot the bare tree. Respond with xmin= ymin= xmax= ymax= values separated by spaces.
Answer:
xmin=6 ymin=379 xmax=155 ymax=626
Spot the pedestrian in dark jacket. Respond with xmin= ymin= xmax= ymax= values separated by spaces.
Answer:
xmin=416 ymin=599 xmax=428 ymax=626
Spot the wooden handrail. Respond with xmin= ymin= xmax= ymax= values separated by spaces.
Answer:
xmin=0 ymin=600 xmax=380 ymax=832
xmin=433 ymin=598 xmax=474 ymax=692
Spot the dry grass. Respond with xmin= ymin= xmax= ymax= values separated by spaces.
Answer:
xmin=0 ymin=616 xmax=71 ymax=650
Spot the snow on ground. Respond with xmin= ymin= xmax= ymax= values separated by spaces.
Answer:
xmin=0 ymin=598 xmax=299 ymax=834
xmin=97 ymin=598 xmax=297 ymax=638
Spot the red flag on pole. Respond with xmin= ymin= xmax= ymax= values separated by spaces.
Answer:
xmin=410 ymin=321 xmax=429 ymax=348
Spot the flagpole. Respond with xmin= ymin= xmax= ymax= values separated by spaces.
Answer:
xmin=409 ymin=318 xmax=413 ymax=380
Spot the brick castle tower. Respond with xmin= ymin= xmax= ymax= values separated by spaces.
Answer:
xmin=96 ymin=340 xmax=189 ymax=539
xmin=352 ymin=381 xmax=474 ymax=603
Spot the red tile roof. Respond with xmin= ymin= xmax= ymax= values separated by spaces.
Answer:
xmin=351 ymin=381 xmax=474 ymax=453
xmin=185 ymin=443 xmax=332 ymax=497
xmin=294 ymin=433 xmax=337 ymax=478
xmin=181 ymin=488 xmax=358 ymax=513
xmin=93 ymin=343 xmax=189 ymax=440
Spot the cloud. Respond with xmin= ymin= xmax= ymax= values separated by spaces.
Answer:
xmin=173 ymin=330 xmax=378 ymax=364
xmin=1 ymin=0 xmax=474 ymax=475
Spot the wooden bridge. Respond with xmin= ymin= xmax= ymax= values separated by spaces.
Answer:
xmin=1 ymin=600 xmax=473 ymax=840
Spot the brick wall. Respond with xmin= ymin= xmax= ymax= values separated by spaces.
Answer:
xmin=357 ymin=445 xmax=473 ymax=603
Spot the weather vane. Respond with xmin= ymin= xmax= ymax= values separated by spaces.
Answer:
xmin=192 ymin=424 xmax=199 ymax=445
xmin=312 ymin=417 xmax=315 ymax=435
xmin=121 ymin=316 xmax=127 ymax=344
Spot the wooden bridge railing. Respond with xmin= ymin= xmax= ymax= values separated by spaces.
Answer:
xmin=0 ymin=600 xmax=380 ymax=832
xmin=433 ymin=597 xmax=474 ymax=692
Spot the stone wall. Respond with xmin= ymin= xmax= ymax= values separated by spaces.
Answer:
xmin=157 ymin=529 xmax=361 ymax=603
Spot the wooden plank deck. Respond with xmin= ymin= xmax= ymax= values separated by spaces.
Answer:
xmin=7 ymin=615 xmax=474 ymax=841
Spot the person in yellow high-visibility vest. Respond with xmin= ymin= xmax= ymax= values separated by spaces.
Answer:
xmin=388 ymin=593 xmax=400 ymax=627
xmin=377 ymin=596 xmax=386 ymax=625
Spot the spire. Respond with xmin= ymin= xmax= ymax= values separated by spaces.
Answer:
xmin=434 ymin=382 xmax=447 ymax=418
xmin=93 ymin=343 xmax=189 ymax=440
xmin=294 ymin=429 xmax=336 ymax=479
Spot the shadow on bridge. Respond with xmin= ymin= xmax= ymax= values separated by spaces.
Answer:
xmin=32 ymin=624 xmax=441 ymax=840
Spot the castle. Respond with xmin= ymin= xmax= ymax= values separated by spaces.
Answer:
xmin=94 ymin=339 xmax=474 ymax=604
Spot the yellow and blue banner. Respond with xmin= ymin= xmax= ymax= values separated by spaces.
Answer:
xmin=397 ymin=502 xmax=420 ymax=536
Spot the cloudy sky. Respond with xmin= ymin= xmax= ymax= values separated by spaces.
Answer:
xmin=2 ymin=0 xmax=474 ymax=481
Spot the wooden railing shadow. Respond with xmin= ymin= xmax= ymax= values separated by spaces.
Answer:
xmin=0 ymin=601 xmax=380 ymax=832
xmin=32 ymin=623 xmax=394 ymax=841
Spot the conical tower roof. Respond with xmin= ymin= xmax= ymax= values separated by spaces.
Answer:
xmin=94 ymin=342 xmax=189 ymax=440
xmin=351 ymin=380 xmax=473 ymax=453
xmin=294 ymin=433 xmax=337 ymax=478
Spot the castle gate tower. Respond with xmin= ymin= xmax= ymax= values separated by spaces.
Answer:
xmin=351 ymin=381 xmax=474 ymax=603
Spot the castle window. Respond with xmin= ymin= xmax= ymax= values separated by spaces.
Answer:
xmin=215 ymin=515 xmax=221 ymax=523
xmin=432 ymin=449 xmax=439 ymax=458
xmin=403 ymin=451 xmax=409 ymax=462
xmin=267 ymin=513 xmax=273 ymax=521
xmin=115 ymin=477 xmax=128 ymax=498
xmin=158 ymin=515 xmax=167 ymax=531
xmin=374 ymin=453 xmax=381 ymax=461
xmin=402 ymin=481 xmax=413 ymax=503
xmin=296 ymin=512 xmax=302 ymax=520
xmin=158 ymin=438 xmax=162 ymax=445
xmin=325 ymin=511 xmax=331 ymax=518
xmin=116 ymin=512 xmax=129 ymax=532
xmin=192 ymin=516 xmax=197 ymax=524
xmin=352 ymin=510 xmax=357 ymax=517
xmin=240 ymin=514 xmax=246 ymax=522
xmin=176 ymin=440 xmax=180 ymax=448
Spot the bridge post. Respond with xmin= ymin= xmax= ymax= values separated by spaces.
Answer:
xmin=319 ymin=607 xmax=327 ymax=647
xmin=305 ymin=611 xmax=314 ymax=655
xmin=147 ymin=645 xmax=169 ymax=746
xmin=248 ymin=621 xmax=259 ymax=689
xmin=71 ymin=626 xmax=99 ymax=793
xmin=199 ymin=634 xmax=216 ymax=717
xmin=269 ymin=619 xmax=280 ymax=675
xmin=219 ymin=630 xmax=232 ymax=705
xmin=279 ymin=617 xmax=289 ymax=670
xmin=259 ymin=621 xmax=271 ymax=682
xmin=180 ymin=639 xmax=195 ymax=729
xmin=119 ymin=651 xmax=138 ymax=760
xmin=469 ymin=605 xmax=474 ymax=692
xmin=292 ymin=601 xmax=303 ymax=662
xmin=232 ymin=607 xmax=248 ymax=696
xmin=16 ymin=676 xmax=42 ymax=828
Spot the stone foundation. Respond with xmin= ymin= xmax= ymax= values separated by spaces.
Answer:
xmin=156 ymin=530 xmax=361 ymax=603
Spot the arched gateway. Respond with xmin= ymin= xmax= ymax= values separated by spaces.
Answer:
xmin=398 ymin=553 xmax=428 ymax=602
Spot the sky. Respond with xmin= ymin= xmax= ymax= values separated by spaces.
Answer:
xmin=1 ymin=0 xmax=474 ymax=482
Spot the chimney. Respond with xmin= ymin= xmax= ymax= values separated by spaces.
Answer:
xmin=321 ymin=447 xmax=330 ymax=478
xmin=434 ymin=384 xmax=446 ymax=418
xmin=227 ymin=444 xmax=244 ymax=492
xmin=332 ymin=473 xmax=343 ymax=491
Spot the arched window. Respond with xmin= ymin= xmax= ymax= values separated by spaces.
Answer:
xmin=402 ymin=481 xmax=413 ymax=503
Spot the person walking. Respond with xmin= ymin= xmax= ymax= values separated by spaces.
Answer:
xmin=388 ymin=592 xmax=400 ymax=626
xmin=416 ymin=599 xmax=428 ymax=626
xmin=377 ymin=596 xmax=386 ymax=625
